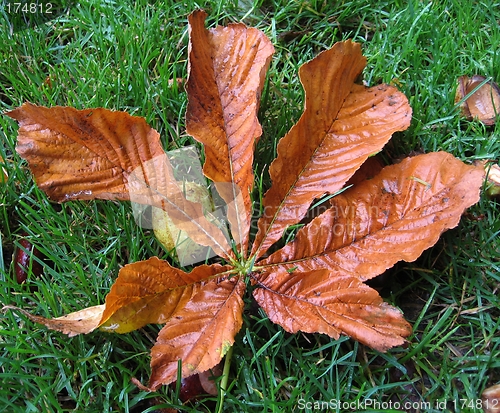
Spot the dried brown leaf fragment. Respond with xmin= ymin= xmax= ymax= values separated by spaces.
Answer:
xmin=456 ymin=75 xmax=500 ymax=125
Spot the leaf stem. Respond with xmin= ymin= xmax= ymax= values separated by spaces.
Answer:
xmin=216 ymin=345 xmax=233 ymax=413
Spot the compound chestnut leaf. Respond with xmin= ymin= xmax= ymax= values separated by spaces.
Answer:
xmin=4 ymin=9 xmax=486 ymax=392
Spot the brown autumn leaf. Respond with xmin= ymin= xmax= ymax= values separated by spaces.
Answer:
xmin=253 ymin=268 xmax=411 ymax=351
xmin=251 ymin=52 xmax=412 ymax=258
xmin=99 ymin=257 xmax=234 ymax=334
xmin=149 ymin=276 xmax=245 ymax=390
xmin=2 ymin=304 xmax=106 ymax=336
xmin=482 ymin=383 xmax=500 ymax=413
xmin=186 ymin=10 xmax=274 ymax=253
xmin=7 ymin=104 xmax=165 ymax=201
xmin=254 ymin=151 xmax=483 ymax=351
xmin=456 ymin=75 xmax=500 ymax=125
xmin=259 ymin=151 xmax=484 ymax=279
xmin=7 ymin=104 xmax=232 ymax=259
xmin=4 ymin=10 xmax=485 ymax=392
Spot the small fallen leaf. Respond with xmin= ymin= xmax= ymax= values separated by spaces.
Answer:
xmin=43 ymin=75 xmax=54 ymax=88
xmin=167 ymin=77 xmax=185 ymax=90
xmin=482 ymin=383 xmax=500 ymax=413
xmin=456 ymin=75 xmax=500 ymax=125
xmin=485 ymin=163 xmax=500 ymax=198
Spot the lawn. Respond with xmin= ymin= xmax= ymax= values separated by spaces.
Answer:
xmin=1 ymin=0 xmax=499 ymax=412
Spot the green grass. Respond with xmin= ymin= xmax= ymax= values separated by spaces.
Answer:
xmin=1 ymin=0 xmax=499 ymax=412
